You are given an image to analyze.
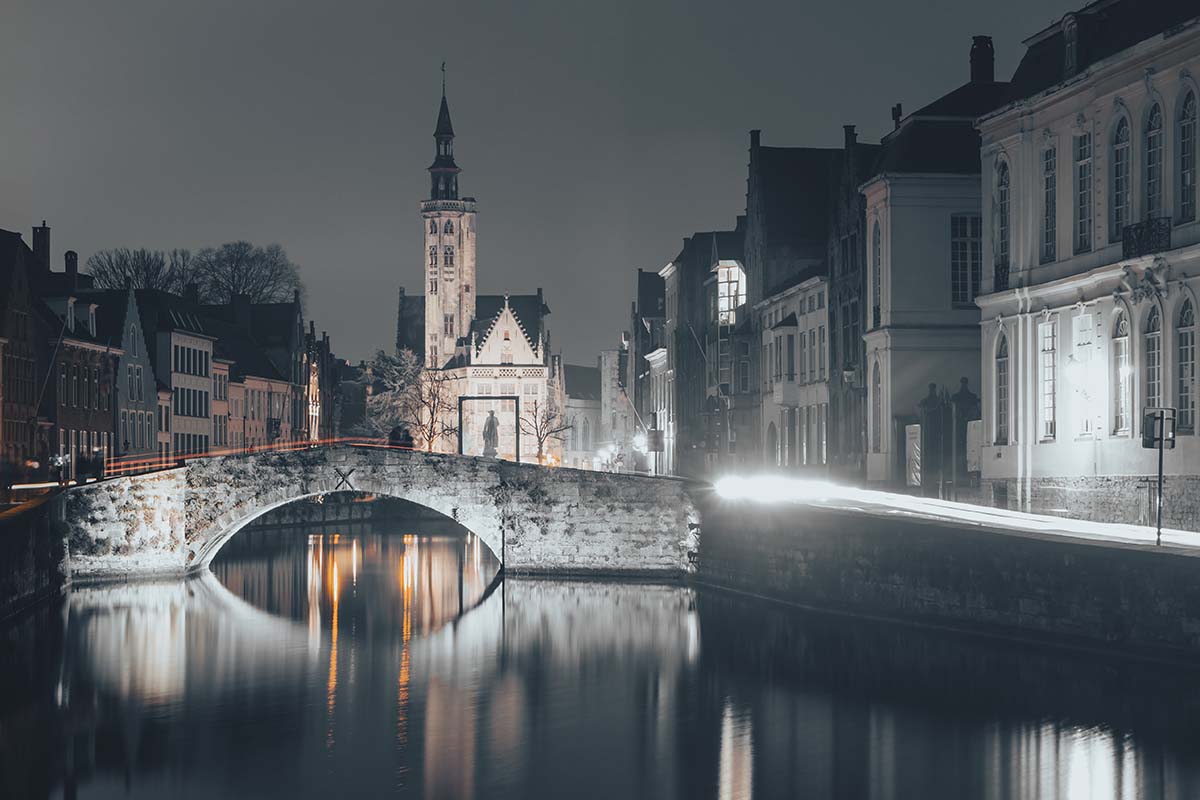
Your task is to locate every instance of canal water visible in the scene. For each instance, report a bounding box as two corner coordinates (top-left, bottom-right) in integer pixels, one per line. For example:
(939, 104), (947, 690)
(4, 498), (1200, 799)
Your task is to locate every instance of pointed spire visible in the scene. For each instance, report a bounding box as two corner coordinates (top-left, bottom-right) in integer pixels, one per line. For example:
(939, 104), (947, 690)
(435, 62), (454, 138)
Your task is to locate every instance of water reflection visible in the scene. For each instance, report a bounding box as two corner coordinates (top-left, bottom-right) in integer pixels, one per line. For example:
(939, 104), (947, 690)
(3, 501), (1200, 799)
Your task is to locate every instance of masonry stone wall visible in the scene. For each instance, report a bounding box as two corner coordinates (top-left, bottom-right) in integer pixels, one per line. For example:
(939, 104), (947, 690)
(58, 469), (188, 581)
(696, 495), (1200, 659)
(984, 476), (1200, 532)
(62, 446), (700, 579)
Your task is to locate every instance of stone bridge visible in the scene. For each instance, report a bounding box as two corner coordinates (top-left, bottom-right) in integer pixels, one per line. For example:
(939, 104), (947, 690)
(58, 444), (703, 581)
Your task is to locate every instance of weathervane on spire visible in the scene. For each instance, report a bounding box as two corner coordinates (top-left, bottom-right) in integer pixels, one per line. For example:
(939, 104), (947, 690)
(441, 61), (446, 96)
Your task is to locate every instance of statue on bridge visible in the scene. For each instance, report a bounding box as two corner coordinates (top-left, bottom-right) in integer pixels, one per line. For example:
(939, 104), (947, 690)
(482, 410), (499, 458)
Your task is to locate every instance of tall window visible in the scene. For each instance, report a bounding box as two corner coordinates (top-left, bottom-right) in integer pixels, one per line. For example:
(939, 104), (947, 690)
(1179, 300), (1196, 434)
(429, 246), (438, 267)
(1042, 147), (1057, 263)
(1075, 133), (1093, 253)
(1145, 306), (1162, 409)
(1111, 118), (1131, 241)
(1112, 312), (1131, 434)
(870, 361), (881, 453)
(1039, 320), (1057, 440)
(871, 221), (881, 322)
(995, 333), (1010, 445)
(995, 161), (1010, 287)
(444, 220), (454, 234)
(717, 265), (746, 324)
(1145, 104), (1164, 219)
(951, 214), (982, 304)
(443, 313), (454, 337)
(443, 246), (455, 268)
(1181, 91), (1197, 223)
(430, 220), (437, 234)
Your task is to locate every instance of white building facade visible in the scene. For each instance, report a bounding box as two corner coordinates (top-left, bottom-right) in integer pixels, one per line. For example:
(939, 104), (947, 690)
(976, 4), (1200, 526)
(758, 275), (831, 472)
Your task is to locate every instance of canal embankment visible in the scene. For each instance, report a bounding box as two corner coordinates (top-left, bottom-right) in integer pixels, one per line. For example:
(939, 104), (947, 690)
(694, 492), (1200, 662)
(0, 494), (66, 619)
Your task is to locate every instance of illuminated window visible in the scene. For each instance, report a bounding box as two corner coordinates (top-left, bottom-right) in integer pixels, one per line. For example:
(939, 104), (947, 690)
(995, 334), (1009, 445)
(995, 161), (1010, 285)
(1075, 133), (1093, 253)
(1111, 118), (1131, 241)
(1146, 104), (1164, 219)
(1041, 147), (1057, 263)
(1112, 312), (1131, 434)
(1181, 92), (1197, 222)
(1039, 320), (1056, 440)
(1145, 306), (1162, 409)
(716, 265), (746, 325)
(1179, 300), (1195, 433)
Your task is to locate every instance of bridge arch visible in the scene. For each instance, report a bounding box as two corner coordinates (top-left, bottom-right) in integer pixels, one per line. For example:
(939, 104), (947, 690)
(191, 480), (505, 570)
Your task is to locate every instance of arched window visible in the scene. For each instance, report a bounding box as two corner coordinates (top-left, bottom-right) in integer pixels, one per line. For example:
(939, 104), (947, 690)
(871, 221), (881, 325)
(1145, 306), (1162, 409)
(870, 361), (882, 453)
(1179, 300), (1196, 433)
(444, 220), (454, 235)
(995, 161), (1010, 289)
(1146, 104), (1165, 219)
(429, 246), (438, 267)
(429, 220), (437, 234)
(1112, 311), (1131, 433)
(995, 334), (1010, 445)
(1111, 118), (1131, 240)
(443, 246), (455, 268)
(1181, 91), (1197, 223)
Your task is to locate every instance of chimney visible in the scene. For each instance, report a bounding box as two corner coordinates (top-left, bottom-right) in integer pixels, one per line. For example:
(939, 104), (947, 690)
(970, 36), (995, 83)
(891, 103), (903, 130)
(32, 221), (50, 268)
(65, 250), (78, 288)
(183, 282), (199, 303)
(843, 124), (857, 149)
(231, 293), (252, 326)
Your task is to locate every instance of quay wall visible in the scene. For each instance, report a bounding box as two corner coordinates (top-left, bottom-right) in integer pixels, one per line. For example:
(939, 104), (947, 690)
(694, 496), (1200, 660)
(0, 496), (66, 619)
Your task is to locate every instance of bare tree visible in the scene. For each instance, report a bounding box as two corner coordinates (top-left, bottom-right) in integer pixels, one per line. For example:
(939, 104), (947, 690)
(86, 248), (193, 292)
(402, 368), (461, 452)
(519, 397), (573, 464)
(359, 349), (422, 437)
(193, 241), (304, 304)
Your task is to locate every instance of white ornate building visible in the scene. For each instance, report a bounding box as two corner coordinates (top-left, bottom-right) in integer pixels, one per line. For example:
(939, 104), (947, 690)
(976, 1), (1200, 526)
(397, 85), (563, 462)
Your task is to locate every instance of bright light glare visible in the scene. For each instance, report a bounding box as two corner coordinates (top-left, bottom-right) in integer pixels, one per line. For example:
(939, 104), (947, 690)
(632, 432), (648, 453)
(713, 473), (1200, 551)
(715, 475), (843, 502)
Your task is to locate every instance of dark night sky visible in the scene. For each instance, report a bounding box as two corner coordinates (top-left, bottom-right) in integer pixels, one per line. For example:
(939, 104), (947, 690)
(0, 0), (1077, 364)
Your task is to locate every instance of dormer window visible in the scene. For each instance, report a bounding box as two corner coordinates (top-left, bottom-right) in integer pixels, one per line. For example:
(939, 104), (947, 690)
(1063, 15), (1078, 77)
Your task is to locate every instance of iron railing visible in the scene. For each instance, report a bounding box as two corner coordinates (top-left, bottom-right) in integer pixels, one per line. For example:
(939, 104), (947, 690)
(1123, 217), (1172, 259)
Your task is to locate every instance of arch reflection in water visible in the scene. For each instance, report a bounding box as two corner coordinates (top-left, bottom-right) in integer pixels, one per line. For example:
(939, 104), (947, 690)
(7, 495), (1200, 799)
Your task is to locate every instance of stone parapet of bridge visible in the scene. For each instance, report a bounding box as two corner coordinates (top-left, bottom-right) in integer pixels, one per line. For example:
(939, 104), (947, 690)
(59, 445), (703, 582)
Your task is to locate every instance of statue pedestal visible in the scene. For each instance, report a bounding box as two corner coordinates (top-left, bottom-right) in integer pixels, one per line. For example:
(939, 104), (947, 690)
(482, 446), (497, 459)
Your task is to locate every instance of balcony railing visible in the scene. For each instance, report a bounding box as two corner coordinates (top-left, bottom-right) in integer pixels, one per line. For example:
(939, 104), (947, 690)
(1123, 217), (1172, 259)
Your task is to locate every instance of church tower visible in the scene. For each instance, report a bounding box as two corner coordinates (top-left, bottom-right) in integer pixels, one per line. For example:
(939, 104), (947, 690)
(422, 75), (477, 368)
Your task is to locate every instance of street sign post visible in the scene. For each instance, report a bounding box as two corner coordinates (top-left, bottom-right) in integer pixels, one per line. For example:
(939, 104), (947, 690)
(1141, 406), (1176, 545)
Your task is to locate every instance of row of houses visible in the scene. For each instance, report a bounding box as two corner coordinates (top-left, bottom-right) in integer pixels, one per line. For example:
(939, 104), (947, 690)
(0, 222), (340, 483)
(611, 0), (1200, 529)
